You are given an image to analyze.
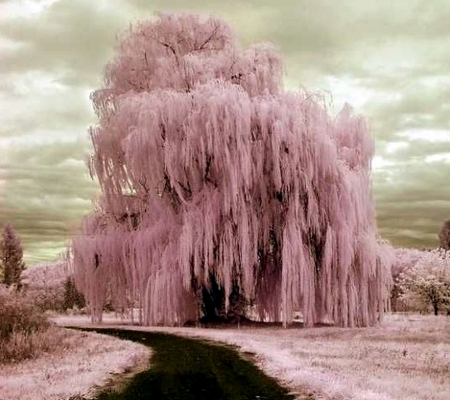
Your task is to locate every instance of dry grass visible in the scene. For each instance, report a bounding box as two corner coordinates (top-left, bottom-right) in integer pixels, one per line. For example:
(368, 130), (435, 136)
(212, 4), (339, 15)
(169, 314), (450, 400)
(0, 328), (151, 400)
(0, 326), (65, 365)
(0, 290), (150, 400)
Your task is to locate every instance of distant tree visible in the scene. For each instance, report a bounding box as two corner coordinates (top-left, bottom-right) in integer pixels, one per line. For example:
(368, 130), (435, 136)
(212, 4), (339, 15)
(0, 224), (25, 288)
(390, 248), (425, 312)
(439, 219), (450, 250)
(399, 249), (450, 315)
(71, 14), (392, 328)
(62, 276), (86, 311)
(21, 260), (69, 290)
(21, 260), (70, 312)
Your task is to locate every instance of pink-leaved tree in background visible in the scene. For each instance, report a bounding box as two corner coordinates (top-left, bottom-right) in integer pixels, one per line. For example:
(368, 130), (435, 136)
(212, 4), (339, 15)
(398, 249), (450, 315)
(390, 247), (426, 312)
(71, 14), (392, 327)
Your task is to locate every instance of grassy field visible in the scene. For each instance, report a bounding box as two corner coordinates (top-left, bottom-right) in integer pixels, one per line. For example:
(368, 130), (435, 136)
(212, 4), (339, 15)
(0, 328), (150, 400)
(57, 313), (450, 400)
(3, 312), (449, 400)
(152, 314), (450, 400)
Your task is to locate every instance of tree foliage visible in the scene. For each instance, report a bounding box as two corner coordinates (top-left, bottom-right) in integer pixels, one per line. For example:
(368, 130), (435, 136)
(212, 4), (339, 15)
(398, 249), (450, 315)
(390, 247), (426, 311)
(439, 219), (450, 250)
(71, 14), (392, 327)
(21, 260), (69, 289)
(63, 276), (86, 311)
(0, 224), (25, 288)
(20, 261), (69, 312)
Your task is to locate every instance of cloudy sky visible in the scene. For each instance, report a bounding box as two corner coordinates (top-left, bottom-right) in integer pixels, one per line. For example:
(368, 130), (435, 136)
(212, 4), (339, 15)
(1, 0), (449, 264)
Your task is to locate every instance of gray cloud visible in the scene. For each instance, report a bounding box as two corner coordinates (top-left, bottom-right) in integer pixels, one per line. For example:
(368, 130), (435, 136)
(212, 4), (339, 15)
(0, 1), (125, 84)
(1, 0), (449, 263)
(0, 140), (98, 264)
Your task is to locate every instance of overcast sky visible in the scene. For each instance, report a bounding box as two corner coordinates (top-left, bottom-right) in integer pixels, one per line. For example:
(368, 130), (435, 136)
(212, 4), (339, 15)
(1, 0), (449, 264)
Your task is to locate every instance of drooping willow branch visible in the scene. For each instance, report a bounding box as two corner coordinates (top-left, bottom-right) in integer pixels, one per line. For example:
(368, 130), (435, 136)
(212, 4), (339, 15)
(71, 14), (392, 328)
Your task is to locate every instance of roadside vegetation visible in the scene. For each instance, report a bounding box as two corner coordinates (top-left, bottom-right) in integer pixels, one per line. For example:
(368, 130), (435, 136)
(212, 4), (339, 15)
(0, 261), (90, 370)
(0, 286), (54, 364)
(0, 304), (149, 400)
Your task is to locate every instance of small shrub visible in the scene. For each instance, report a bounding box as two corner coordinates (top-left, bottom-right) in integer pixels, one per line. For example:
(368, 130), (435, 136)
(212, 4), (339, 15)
(0, 292), (49, 341)
(0, 291), (52, 364)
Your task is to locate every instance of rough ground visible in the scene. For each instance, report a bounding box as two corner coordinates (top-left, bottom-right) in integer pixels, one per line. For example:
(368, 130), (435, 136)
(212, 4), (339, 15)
(56, 313), (450, 400)
(0, 326), (151, 400)
(2, 313), (449, 400)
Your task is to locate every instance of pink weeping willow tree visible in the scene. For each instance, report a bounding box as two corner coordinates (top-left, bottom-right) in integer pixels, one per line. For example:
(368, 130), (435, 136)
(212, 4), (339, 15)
(71, 14), (392, 327)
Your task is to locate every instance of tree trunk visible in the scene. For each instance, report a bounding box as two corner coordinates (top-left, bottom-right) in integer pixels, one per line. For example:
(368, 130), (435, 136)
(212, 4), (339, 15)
(433, 302), (439, 316)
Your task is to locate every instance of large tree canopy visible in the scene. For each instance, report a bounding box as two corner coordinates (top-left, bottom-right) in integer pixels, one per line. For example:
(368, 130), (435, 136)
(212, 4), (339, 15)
(71, 14), (391, 327)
